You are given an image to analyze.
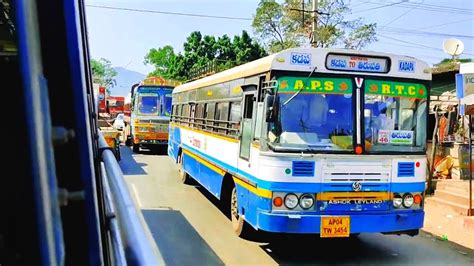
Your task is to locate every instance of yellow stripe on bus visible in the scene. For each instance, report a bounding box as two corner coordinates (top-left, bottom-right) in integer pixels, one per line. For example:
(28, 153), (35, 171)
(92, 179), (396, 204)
(233, 177), (272, 199)
(251, 143), (260, 149)
(181, 148), (272, 199)
(182, 149), (226, 176)
(317, 192), (391, 201)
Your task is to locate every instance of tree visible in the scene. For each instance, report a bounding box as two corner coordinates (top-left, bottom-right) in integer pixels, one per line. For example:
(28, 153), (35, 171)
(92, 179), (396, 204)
(253, 0), (377, 52)
(144, 45), (179, 79)
(91, 58), (117, 89)
(432, 58), (473, 72)
(144, 30), (267, 81)
(436, 58), (473, 66)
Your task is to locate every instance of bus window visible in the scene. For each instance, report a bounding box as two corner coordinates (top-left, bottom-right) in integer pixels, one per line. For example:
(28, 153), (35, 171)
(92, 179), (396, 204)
(229, 102), (241, 136)
(195, 104), (205, 129)
(206, 103), (215, 131)
(183, 105), (190, 126)
(138, 95), (159, 115)
(189, 104), (196, 128)
(215, 102), (229, 134)
(364, 87), (427, 153)
(164, 93), (173, 116)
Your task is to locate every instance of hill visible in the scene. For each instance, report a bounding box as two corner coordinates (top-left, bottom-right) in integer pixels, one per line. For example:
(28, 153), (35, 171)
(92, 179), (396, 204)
(109, 67), (146, 96)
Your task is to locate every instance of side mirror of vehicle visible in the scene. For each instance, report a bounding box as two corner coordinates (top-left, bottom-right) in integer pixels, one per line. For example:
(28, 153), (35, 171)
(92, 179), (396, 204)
(265, 94), (279, 123)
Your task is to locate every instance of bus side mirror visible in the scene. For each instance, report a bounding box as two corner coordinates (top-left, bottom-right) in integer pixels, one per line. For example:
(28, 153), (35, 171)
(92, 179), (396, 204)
(265, 94), (279, 123)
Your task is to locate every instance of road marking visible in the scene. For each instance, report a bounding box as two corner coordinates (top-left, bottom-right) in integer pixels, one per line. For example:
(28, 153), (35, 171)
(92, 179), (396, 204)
(131, 183), (142, 208)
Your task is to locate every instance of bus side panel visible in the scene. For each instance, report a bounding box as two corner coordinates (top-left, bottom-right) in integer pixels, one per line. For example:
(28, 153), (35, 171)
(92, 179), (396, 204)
(168, 125), (181, 161)
(183, 151), (201, 182)
(199, 163), (225, 199)
(244, 190), (272, 230)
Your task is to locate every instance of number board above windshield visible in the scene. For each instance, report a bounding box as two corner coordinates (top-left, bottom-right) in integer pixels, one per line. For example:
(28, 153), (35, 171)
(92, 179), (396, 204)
(326, 53), (390, 73)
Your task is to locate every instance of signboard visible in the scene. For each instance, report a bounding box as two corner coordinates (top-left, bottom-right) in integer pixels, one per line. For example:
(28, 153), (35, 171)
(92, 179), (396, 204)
(142, 76), (181, 87)
(398, 60), (416, 73)
(277, 77), (352, 94)
(326, 54), (389, 73)
(290, 52), (311, 65)
(456, 73), (474, 99)
(377, 130), (414, 145)
(377, 130), (391, 144)
(365, 80), (427, 99)
(457, 72), (474, 114)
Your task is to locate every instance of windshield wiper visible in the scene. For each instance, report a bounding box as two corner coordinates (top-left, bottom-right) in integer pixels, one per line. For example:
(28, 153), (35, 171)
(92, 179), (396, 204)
(282, 65), (318, 107)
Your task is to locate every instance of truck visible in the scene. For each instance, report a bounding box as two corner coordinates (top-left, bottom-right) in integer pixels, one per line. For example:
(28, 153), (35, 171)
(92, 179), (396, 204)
(94, 83), (122, 160)
(107, 95), (125, 118)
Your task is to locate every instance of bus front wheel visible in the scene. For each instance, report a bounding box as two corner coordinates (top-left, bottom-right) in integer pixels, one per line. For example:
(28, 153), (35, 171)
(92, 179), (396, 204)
(230, 186), (255, 239)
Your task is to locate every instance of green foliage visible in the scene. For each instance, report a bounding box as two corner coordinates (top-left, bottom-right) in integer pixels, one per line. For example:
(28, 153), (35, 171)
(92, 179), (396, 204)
(436, 58), (473, 66)
(144, 30), (267, 81)
(253, 0), (377, 52)
(91, 58), (117, 89)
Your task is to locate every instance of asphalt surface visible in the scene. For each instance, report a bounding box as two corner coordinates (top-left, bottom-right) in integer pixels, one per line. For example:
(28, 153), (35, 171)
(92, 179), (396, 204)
(119, 145), (474, 265)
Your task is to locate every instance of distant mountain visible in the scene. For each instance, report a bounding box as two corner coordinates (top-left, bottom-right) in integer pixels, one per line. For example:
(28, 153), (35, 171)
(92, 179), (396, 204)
(109, 67), (146, 96)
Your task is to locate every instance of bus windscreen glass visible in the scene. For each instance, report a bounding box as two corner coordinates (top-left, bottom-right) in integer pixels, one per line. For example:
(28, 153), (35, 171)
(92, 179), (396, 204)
(364, 80), (427, 152)
(269, 76), (354, 152)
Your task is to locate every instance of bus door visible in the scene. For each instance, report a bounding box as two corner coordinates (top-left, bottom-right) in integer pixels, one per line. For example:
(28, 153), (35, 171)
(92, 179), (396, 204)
(239, 86), (257, 160)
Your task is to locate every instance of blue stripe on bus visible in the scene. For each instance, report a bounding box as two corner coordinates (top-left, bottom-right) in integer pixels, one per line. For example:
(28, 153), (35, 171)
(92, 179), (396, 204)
(181, 144), (425, 193)
(391, 182), (425, 192)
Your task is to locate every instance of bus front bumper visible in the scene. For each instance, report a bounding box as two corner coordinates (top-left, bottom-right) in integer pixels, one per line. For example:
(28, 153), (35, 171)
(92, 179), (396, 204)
(256, 210), (424, 234)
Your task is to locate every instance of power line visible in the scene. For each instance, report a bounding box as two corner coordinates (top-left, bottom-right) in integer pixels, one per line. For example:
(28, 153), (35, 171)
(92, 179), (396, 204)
(383, 0), (424, 27)
(378, 34), (444, 51)
(378, 34), (474, 56)
(379, 27), (474, 40)
(85, 4), (253, 21)
(352, 1), (405, 14)
(378, 41), (446, 55)
(416, 17), (474, 30)
(356, 1), (474, 15)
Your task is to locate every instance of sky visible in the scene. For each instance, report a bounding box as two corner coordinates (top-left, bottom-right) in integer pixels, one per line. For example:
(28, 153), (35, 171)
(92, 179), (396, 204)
(85, 0), (474, 75)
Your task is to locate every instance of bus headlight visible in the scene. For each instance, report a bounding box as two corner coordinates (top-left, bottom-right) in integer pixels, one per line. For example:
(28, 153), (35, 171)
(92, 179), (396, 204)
(402, 193), (414, 208)
(393, 193), (403, 208)
(299, 194), (314, 209)
(284, 193), (298, 209)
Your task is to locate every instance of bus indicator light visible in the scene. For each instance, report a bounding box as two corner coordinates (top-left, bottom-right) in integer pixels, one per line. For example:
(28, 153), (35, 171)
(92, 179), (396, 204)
(415, 162), (421, 168)
(273, 197), (283, 207)
(414, 194), (422, 205)
(355, 146), (363, 154)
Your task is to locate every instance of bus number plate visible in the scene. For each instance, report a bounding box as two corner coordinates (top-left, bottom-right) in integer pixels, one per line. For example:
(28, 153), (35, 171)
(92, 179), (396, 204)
(320, 216), (350, 238)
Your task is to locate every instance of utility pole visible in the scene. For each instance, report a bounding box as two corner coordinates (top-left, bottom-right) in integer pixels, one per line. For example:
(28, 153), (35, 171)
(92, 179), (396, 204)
(311, 0), (318, 47)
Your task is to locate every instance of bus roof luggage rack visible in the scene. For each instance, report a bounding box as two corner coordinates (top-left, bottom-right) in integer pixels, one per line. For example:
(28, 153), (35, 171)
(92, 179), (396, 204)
(188, 59), (235, 82)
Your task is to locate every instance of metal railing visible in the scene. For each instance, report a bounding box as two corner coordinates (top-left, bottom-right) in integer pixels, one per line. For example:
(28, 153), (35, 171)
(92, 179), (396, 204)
(188, 60), (235, 81)
(171, 115), (240, 137)
(98, 133), (164, 265)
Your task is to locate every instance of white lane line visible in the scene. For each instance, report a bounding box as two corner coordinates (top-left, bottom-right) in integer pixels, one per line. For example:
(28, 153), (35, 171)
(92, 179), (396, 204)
(131, 183), (142, 208)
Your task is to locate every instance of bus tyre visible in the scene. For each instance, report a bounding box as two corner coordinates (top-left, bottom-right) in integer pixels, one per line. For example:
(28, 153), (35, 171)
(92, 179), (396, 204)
(230, 187), (254, 239)
(178, 154), (190, 184)
(132, 143), (140, 153)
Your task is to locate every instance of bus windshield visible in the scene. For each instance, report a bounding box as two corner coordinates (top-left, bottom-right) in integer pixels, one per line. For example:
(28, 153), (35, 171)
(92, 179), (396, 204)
(364, 80), (427, 153)
(164, 92), (173, 117)
(138, 94), (159, 115)
(269, 76), (354, 152)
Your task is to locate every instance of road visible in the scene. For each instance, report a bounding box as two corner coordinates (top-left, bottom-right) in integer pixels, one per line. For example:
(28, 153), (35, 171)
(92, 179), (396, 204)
(119, 146), (474, 265)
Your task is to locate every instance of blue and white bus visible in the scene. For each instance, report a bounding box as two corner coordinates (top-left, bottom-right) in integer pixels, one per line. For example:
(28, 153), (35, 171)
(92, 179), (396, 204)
(168, 48), (430, 238)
